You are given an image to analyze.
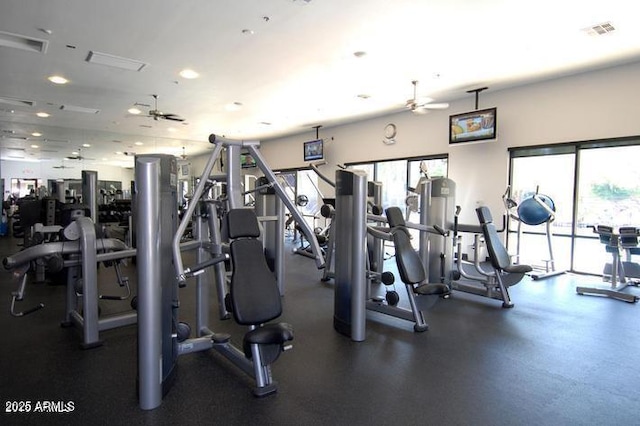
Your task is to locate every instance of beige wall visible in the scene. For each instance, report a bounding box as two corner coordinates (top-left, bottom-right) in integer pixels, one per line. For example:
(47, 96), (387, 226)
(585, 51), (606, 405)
(257, 61), (640, 224)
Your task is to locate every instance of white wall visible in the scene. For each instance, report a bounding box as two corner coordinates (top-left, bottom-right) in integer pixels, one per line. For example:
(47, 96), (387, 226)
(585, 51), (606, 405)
(259, 61), (640, 224)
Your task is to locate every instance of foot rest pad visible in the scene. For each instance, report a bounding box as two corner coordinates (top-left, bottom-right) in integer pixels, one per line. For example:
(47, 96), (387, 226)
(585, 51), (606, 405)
(212, 333), (231, 344)
(414, 283), (450, 296)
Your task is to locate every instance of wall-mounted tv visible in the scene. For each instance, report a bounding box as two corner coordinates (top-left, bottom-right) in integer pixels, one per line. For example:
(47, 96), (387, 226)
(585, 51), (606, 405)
(303, 139), (324, 162)
(449, 107), (497, 144)
(240, 152), (257, 168)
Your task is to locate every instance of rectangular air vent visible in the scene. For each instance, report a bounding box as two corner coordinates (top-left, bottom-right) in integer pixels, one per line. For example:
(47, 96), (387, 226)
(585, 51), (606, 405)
(86, 51), (147, 71)
(0, 31), (48, 53)
(583, 22), (616, 36)
(0, 95), (36, 107)
(60, 104), (100, 114)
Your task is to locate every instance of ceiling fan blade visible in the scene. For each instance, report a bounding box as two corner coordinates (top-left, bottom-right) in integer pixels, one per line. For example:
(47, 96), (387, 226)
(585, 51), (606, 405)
(411, 107), (430, 115)
(423, 102), (450, 110)
(162, 114), (185, 122)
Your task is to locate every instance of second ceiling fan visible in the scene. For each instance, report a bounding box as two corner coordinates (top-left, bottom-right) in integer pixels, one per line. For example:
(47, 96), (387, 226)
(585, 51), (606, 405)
(140, 94), (185, 122)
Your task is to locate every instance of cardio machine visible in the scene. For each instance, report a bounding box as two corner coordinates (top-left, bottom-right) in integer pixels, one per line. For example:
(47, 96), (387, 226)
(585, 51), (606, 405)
(576, 225), (640, 303)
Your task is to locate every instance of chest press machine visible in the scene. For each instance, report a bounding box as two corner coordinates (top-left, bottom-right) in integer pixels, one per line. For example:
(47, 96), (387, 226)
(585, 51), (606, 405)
(138, 135), (321, 410)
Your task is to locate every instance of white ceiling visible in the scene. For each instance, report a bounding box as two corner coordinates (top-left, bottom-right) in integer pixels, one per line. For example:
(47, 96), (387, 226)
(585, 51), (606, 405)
(1, 0), (639, 168)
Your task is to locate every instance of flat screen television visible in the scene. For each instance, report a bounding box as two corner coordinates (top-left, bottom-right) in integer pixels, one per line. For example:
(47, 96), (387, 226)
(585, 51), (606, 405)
(303, 139), (324, 162)
(240, 152), (257, 168)
(449, 107), (497, 144)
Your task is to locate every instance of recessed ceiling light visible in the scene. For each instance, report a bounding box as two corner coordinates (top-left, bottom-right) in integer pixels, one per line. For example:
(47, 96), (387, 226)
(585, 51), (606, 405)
(71, 151), (79, 155)
(48, 75), (68, 84)
(36, 112), (50, 118)
(116, 151), (123, 155)
(167, 127), (177, 133)
(179, 69), (199, 79)
(31, 144), (39, 148)
(134, 141), (143, 146)
(82, 143), (91, 147)
(31, 132), (42, 137)
(128, 107), (142, 115)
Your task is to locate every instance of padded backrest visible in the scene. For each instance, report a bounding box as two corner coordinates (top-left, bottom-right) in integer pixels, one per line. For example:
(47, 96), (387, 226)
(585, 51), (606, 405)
(227, 209), (281, 325)
(476, 206), (511, 271)
(385, 206), (406, 228)
(385, 207), (424, 285)
(391, 228), (426, 285)
(226, 208), (261, 239)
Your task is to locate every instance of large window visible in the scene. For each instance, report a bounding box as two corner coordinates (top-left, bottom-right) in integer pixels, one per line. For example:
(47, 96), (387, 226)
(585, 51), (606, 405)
(509, 138), (640, 275)
(347, 155), (448, 220)
(509, 151), (575, 272)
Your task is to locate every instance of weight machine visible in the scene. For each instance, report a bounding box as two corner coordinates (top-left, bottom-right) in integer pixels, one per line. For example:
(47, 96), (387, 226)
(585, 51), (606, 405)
(138, 135), (322, 410)
(410, 177), (531, 308)
(3, 214), (136, 348)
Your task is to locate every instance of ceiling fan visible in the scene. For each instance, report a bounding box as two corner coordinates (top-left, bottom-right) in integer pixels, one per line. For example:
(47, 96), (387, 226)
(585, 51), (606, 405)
(53, 159), (73, 169)
(53, 162), (74, 169)
(66, 148), (95, 161)
(405, 80), (449, 115)
(145, 94), (185, 122)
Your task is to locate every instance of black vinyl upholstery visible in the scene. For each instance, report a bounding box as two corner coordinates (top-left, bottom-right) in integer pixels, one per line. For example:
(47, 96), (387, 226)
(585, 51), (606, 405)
(391, 227), (426, 285)
(229, 238), (282, 325)
(476, 206), (532, 274)
(385, 207), (449, 295)
(226, 208), (293, 358)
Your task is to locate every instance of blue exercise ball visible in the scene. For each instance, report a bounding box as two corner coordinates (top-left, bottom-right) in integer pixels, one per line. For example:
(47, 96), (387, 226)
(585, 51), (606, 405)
(517, 194), (555, 226)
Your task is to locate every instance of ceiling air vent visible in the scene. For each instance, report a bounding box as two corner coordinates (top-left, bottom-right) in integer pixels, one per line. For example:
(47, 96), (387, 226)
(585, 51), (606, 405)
(86, 51), (147, 71)
(583, 21), (616, 36)
(0, 95), (36, 107)
(60, 104), (100, 114)
(0, 31), (48, 53)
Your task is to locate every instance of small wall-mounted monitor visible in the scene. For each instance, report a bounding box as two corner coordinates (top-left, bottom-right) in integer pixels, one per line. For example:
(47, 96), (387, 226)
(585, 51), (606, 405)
(240, 152), (257, 168)
(449, 107), (497, 145)
(303, 139), (324, 162)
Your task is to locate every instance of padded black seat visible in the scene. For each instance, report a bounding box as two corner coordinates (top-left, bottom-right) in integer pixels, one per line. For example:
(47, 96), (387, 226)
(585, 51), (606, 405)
(243, 323), (293, 358)
(385, 207), (450, 296)
(226, 209), (293, 359)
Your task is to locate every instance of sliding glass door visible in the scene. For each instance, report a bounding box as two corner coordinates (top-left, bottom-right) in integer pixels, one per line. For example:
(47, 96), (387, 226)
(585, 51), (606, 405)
(509, 152), (575, 272)
(573, 144), (640, 274)
(509, 138), (640, 275)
